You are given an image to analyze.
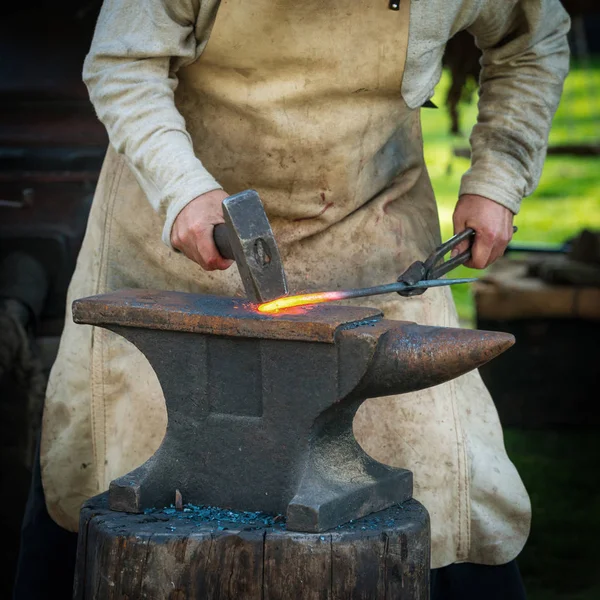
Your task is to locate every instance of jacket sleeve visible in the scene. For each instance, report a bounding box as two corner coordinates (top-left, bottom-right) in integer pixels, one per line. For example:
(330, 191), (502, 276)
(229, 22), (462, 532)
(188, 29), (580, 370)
(83, 0), (221, 248)
(459, 0), (570, 213)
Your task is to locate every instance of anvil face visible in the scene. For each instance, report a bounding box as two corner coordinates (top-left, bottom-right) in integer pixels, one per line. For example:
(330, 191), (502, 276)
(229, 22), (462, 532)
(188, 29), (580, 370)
(73, 289), (514, 532)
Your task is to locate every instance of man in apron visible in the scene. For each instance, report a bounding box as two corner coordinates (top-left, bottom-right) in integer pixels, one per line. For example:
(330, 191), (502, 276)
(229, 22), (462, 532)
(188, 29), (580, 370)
(15, 1), (570, 598)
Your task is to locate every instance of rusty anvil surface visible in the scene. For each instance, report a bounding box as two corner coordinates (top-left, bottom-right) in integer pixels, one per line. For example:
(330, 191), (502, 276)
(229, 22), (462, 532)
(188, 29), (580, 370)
(73, 289), (514, 532)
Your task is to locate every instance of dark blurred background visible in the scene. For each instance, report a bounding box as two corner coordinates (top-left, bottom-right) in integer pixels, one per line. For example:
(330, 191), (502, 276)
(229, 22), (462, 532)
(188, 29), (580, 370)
(1, 2), (599, 598)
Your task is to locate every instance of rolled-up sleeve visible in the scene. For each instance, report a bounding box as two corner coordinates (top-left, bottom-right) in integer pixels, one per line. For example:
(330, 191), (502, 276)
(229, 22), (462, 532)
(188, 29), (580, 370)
(459, 0), (570, 213)
(83, 0), (222, 247)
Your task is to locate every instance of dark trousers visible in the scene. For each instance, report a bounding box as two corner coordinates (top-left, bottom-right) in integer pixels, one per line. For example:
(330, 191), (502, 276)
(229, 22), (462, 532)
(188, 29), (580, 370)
(12, 441), (78, 600)
(431, 560), (527, 599)
(14, 446), (527, 599)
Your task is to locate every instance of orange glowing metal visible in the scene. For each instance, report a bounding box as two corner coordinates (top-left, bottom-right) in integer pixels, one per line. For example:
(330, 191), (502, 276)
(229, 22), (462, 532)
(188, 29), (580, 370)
(258, 291), (346, 313)
(257, 277), (479, 314)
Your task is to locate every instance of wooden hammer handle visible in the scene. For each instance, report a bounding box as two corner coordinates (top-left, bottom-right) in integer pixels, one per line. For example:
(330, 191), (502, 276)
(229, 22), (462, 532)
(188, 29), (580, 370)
(213, 223), (235, 261)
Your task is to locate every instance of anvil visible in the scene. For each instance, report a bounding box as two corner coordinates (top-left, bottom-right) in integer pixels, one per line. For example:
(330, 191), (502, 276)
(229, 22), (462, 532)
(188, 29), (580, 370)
(73, 289), (514, 532)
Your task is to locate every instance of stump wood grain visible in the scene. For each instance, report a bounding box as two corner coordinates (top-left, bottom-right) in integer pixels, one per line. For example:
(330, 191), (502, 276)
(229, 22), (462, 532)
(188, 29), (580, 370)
(74, 493), (430, 600)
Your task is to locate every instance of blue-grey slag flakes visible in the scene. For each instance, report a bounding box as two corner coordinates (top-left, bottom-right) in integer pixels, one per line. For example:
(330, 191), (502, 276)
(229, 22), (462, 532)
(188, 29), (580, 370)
(339, 317), (381, 331)
(335, 503), (407, 531)
(143, 503), (287, 531)
(142, 502), (412, 533)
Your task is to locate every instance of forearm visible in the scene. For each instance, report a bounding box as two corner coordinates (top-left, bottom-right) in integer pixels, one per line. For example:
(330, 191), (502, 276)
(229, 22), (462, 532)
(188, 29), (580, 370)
(83, 0), (222, 247)
(460, 0), (570, 213)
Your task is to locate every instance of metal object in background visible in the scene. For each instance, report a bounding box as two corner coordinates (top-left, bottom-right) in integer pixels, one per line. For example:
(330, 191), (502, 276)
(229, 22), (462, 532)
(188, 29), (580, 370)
(0, 252), (49, 469)
(213, 190), (288, 303)
(509, 229), (600, 286)
(0, 184), (94, 323)
(0, 252), (48, 329)
(0, 187), (34, 209)
(506, 242), (570, 254)
(73, 289), (514, 533)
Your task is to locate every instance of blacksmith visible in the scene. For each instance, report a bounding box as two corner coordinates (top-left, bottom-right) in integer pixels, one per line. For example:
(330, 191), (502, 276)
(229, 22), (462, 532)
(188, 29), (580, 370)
(15, 1), (570, 598)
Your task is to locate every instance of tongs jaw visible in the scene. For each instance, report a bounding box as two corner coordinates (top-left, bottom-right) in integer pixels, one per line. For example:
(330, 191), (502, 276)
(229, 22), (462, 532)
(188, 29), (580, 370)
(397, 229), (476, 297)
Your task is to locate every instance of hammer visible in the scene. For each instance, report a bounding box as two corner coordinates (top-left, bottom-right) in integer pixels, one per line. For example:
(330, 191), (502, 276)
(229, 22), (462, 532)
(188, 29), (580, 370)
(212, 190), (288, 304)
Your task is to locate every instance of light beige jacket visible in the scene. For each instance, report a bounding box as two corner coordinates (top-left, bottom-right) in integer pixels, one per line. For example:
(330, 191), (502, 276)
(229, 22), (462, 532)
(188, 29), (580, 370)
(83, 0), (570, 247)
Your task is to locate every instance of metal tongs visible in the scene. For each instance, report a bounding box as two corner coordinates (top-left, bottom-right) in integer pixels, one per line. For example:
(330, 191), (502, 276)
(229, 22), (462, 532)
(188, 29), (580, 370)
(395, 225), (518, 296)
(257, 227), (516, 312)
(397, 227), (480, 296)
(335, 227), (487, 301)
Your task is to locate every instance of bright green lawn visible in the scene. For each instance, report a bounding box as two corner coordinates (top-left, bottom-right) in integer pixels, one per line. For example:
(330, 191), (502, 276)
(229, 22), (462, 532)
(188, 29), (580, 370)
(422, 62), (600, 600)
(422, 61), (600, 322)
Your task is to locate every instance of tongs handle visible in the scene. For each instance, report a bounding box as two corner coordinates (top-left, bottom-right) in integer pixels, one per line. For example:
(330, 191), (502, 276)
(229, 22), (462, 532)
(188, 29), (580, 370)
(424, 226), (518, 280)
(424, 228), (475, 279)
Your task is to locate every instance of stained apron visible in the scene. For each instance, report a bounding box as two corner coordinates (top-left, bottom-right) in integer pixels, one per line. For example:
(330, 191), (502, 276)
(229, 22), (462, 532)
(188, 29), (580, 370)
(41, 0), (530, 567)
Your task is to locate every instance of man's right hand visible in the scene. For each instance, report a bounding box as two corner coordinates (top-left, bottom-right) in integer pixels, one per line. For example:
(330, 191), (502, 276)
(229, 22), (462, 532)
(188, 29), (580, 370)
(170, 189), (234, 271)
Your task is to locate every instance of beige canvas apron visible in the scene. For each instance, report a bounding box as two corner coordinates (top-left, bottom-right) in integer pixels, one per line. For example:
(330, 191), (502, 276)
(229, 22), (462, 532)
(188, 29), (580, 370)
(41, 0), (530, 567)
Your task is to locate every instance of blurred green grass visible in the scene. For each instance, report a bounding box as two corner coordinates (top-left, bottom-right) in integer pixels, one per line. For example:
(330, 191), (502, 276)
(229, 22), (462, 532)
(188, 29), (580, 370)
(423, 61), (600, 323)
(422, 62), (600, 600)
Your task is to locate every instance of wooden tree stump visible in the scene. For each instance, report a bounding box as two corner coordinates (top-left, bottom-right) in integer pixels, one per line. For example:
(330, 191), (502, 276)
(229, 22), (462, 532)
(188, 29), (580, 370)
(74, 492), (430, 599)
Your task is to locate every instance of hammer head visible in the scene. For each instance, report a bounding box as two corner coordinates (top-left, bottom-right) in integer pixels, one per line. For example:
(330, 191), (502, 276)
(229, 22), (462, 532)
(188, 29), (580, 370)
(223, 190), (288, 303)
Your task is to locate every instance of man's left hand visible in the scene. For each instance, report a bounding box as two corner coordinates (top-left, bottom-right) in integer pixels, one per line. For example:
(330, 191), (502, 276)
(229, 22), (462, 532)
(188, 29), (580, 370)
(452, 194), (515, 269)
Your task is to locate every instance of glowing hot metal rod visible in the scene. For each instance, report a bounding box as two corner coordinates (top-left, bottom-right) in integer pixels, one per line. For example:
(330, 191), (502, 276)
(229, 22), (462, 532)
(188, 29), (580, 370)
(257, 278), (477, 313)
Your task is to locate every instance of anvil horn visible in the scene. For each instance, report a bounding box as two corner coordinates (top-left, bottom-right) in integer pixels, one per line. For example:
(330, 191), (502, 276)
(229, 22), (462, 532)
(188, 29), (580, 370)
(354, 323), (514, 399)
